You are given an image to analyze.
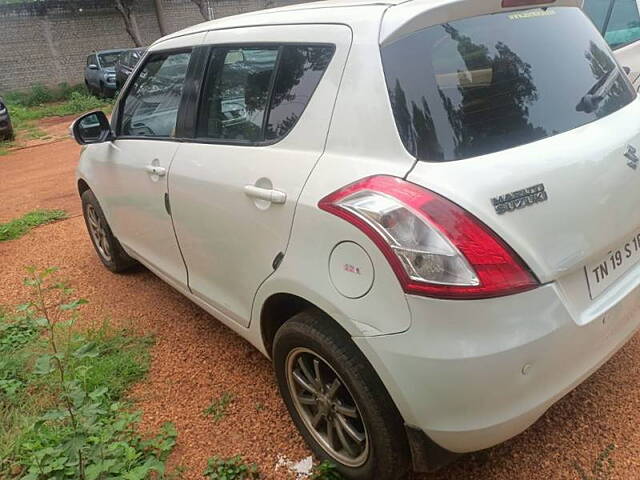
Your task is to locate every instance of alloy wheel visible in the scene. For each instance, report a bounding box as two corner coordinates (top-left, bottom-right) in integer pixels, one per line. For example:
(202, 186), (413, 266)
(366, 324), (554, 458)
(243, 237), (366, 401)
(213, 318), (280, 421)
(86, 204), (112, 262)
(286, 347), (369, 467)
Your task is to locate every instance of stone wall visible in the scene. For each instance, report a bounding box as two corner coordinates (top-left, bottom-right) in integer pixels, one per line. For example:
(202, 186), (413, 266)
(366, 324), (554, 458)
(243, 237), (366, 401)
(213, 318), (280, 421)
(0, 0), (311, 92)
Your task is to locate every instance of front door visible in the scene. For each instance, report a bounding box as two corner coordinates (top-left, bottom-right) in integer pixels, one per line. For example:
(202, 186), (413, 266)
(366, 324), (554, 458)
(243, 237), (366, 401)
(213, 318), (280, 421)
(92, 49), (194, 288)
(169, 25), (352, 326)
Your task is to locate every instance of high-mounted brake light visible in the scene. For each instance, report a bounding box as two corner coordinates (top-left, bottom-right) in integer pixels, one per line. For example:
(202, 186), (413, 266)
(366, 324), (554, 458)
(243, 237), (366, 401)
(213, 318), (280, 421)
(319, 176), (539, 300)
(502, 0), (555, 7)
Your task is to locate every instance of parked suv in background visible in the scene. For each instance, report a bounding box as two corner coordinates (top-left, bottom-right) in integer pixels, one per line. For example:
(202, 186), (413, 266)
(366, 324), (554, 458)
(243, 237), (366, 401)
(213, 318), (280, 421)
(0, 97), (13, 141)
(84, 49), (124, 97)
(115, 48), (146, 90)
(72, 1), (640, 478)
(583, 0), (640, 86)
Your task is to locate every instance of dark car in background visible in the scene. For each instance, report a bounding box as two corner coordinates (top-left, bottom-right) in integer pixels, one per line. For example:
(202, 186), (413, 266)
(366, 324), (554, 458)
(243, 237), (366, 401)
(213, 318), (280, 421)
(116, 48), (146, 90)
(0, 97), (13, 141)
(84, 49), (124, 98)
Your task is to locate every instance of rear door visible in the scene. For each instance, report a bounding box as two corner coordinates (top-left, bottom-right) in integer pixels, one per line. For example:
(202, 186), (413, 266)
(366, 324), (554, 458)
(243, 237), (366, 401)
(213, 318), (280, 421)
(381, 6), (640, 311)
(168, 24), (352, 327)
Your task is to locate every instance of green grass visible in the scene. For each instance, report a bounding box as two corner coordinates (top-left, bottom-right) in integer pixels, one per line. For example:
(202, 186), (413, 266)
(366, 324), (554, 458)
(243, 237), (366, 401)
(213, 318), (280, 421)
(0, 141), (15, 156)
(3, 83), (88, 108)
(0, 209), (67, 242)
(0, 84), (114, 151)
(7, 92), (113, 136)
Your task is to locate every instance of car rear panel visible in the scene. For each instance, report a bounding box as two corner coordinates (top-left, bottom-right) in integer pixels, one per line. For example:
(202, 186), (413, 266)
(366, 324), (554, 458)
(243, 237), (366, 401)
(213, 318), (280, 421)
(406, 97), (640, 320)
(378, 4), (640, 320)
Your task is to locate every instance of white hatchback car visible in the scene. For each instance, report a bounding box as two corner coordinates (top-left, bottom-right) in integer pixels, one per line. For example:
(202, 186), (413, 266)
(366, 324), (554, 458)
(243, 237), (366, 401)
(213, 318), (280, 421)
(72, 1), (640, 478)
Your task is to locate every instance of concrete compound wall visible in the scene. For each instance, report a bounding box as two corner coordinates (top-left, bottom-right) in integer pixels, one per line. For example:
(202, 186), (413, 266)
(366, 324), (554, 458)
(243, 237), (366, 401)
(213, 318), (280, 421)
(0, 0), (311, 92)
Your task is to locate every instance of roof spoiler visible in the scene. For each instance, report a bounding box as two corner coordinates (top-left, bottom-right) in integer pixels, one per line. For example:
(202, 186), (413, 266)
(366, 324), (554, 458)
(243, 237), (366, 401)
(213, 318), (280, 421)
(380, 0), (584, 46)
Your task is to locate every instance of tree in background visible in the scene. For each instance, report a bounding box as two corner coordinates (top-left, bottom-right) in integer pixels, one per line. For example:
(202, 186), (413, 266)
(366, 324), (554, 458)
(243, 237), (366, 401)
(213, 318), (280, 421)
(113, 0), (143, 46)
(191, 0), (210, 20)
(153, 0), (168, 36)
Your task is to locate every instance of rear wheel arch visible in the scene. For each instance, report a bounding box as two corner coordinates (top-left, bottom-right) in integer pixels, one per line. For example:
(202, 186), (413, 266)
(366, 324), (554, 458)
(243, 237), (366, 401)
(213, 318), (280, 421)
(261, 293), (320, 358)
(260, 293), (359, 359)
(78, 178), (91, 197)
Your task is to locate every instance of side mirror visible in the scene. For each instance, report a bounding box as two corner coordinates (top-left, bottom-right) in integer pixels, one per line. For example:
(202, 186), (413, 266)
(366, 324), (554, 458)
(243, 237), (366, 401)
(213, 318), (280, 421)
(72, 111), (113, 145)
(88, 64), (98, 70)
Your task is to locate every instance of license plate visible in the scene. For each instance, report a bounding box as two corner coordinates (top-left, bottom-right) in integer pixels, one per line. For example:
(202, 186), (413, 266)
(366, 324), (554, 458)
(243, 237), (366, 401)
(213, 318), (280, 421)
(585, 231), (640, 299)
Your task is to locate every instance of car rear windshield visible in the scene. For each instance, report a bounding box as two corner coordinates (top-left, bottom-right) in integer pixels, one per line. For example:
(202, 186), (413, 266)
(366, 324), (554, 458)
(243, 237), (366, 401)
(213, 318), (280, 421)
(381, 7), (636, 162)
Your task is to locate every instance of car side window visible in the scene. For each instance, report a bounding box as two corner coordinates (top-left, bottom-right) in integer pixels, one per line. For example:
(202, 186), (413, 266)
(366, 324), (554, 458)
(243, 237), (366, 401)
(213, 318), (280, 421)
(198, 44), (335, 144)
(199, 47), (279, 143)
(584, 0), (613, 32)
(119, 51), (192, 138)
(605, 0), (640, 49)
(87, 55), (96, 67)
(266, 45), (334, 141)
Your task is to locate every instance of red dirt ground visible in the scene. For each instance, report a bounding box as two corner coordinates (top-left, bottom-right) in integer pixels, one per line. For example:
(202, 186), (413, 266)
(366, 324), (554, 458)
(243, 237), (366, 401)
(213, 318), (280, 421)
(2, 135), (640, 479)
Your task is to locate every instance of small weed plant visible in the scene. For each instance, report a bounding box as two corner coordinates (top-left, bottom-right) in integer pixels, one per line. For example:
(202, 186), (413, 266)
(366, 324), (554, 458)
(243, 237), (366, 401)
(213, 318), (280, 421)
(0, 209), (67, 241)
(0, 267), (178, 479)
(203, 392), (234, 422)
(204, 455), (260, 480)
(310, 461), (343, 480)
(574, 443), (616, 480)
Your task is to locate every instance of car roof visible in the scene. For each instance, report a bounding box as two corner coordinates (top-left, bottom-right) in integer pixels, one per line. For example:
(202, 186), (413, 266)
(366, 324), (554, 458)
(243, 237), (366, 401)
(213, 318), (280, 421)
(154, 0), (404, 45)
(153, 0), (584, 48)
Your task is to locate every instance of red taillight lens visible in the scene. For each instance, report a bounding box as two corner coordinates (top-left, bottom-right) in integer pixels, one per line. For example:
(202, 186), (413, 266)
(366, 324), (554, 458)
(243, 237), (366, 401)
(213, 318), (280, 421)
(319, 176), (539, 300)
(502, 0), (555, 7)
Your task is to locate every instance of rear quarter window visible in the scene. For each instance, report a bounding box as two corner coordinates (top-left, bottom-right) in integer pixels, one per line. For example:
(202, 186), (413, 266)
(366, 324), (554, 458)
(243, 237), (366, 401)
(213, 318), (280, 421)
(382, 7), (636, 162)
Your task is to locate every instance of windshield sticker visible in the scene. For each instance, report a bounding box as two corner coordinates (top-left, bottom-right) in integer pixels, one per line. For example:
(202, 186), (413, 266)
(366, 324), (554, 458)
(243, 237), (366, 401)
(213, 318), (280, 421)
(508, 9), (556, 21)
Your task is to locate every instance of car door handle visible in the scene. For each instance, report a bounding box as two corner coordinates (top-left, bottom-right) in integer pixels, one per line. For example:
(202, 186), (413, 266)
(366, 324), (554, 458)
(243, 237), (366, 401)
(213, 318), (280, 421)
(145, 165), (166, 177)
(244, 185), (287, 204)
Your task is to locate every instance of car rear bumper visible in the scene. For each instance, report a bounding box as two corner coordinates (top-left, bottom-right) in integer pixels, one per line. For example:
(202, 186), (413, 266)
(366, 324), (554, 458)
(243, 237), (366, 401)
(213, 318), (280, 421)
(354, 281), (640, 453)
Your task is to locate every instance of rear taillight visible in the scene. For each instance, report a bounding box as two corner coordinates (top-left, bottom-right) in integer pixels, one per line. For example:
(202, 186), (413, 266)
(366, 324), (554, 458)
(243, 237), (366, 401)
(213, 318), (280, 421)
(319, 176), (538, 300)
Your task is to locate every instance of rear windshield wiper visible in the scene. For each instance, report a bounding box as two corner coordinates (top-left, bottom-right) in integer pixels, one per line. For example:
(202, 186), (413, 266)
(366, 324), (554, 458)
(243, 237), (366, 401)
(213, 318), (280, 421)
(576, 68), (620, 114)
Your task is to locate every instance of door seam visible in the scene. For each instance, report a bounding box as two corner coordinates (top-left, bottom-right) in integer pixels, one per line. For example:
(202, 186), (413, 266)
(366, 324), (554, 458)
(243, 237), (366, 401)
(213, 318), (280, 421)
(166, 145), (192, 294)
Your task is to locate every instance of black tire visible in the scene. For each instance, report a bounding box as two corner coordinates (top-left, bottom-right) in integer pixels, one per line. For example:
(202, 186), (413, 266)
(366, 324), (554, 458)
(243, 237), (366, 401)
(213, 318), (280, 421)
(84, 80), (94, 96)
(81, 189), (137, 273)
(273, 310), (411, 480)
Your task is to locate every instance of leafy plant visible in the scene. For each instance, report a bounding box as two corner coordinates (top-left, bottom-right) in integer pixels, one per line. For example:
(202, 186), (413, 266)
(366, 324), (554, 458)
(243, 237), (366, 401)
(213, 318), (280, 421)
(310, 461), (343, 480)
(0, 267), (178, 480)
(574, 443), (616, 480)
(203, 392), (234, 421)
(203, 455), (260, 480)
(0, 209), (67, 241)
(0, 308), (39, 352)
